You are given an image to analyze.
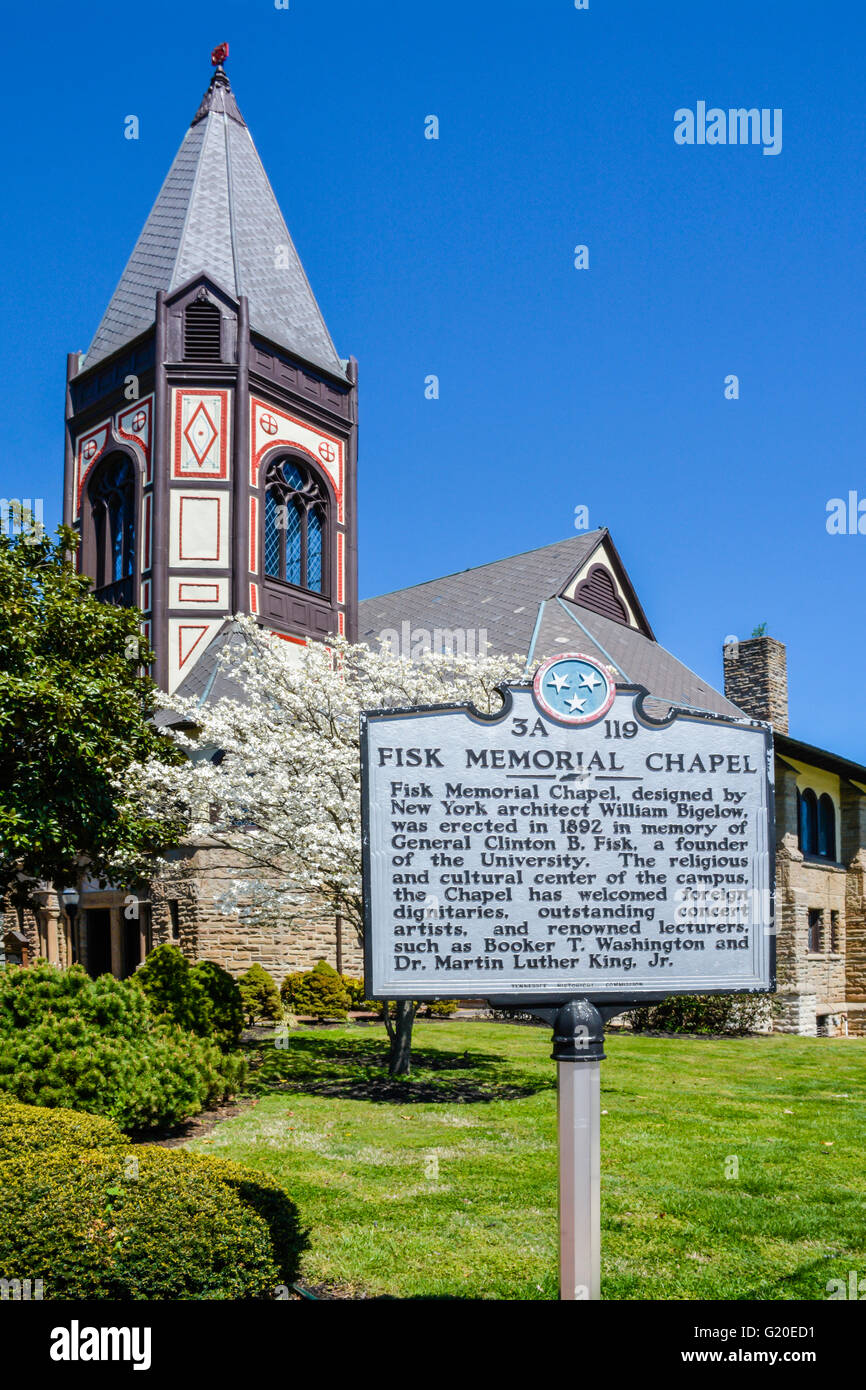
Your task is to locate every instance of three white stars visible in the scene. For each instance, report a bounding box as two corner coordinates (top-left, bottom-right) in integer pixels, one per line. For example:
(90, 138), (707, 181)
(549, 665), (602, 705)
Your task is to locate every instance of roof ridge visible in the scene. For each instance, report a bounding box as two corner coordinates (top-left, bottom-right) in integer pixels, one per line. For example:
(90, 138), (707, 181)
(361, 531), (606, 603)
(168, 118), (211, 298)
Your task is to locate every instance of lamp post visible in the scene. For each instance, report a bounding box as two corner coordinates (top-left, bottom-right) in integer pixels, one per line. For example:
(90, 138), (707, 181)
(61, 889), (80, 966)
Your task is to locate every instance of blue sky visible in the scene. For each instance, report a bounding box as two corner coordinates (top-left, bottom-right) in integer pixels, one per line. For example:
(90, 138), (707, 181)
(2, 1), (864, 758)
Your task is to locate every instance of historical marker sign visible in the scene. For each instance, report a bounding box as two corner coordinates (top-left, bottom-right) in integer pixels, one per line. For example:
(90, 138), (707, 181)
(361, 654), (775, 1002)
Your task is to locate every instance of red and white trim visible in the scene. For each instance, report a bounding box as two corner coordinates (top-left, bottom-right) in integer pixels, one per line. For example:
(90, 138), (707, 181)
(250, 397), (344, 522)
(172, 390), (230, 479)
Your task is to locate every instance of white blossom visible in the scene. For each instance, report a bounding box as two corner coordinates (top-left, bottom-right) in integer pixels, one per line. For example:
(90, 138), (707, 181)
(123, 618), (525, 943)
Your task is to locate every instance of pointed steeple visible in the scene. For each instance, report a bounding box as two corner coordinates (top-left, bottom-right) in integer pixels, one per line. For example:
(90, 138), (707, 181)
(86, 52), (344, 378)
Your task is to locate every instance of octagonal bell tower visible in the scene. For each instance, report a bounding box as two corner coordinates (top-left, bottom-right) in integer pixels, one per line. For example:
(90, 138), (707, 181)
(64, 48), (358, 694)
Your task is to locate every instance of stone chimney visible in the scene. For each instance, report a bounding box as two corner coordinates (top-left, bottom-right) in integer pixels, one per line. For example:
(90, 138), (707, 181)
(723, 634), (789, 733)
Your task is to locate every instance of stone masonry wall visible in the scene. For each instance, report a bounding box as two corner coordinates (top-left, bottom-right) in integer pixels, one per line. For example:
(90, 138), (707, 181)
(842, 785), (866, 1036)
(773, 761), (846, 1035)
(151, 841), (363, 986)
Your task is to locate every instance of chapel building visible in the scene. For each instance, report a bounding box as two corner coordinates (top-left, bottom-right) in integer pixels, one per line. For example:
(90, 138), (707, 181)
(5, 57), (865, 1036)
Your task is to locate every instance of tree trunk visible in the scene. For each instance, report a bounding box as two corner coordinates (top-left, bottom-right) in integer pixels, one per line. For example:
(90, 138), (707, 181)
(387, 999), (417, 1076)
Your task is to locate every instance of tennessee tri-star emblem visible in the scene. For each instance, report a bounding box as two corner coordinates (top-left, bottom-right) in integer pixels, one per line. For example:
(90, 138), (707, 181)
(532, 652), (616, 726)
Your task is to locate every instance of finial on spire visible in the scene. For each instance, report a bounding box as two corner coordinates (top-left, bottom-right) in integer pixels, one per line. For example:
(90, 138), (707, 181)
(191, 42), (244, 127)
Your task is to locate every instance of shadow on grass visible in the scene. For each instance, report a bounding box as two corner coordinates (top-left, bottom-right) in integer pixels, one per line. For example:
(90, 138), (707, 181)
(245, 1031), (552, 1105)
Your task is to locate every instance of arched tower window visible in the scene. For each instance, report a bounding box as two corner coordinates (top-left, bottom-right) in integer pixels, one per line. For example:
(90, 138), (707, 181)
(86, 453), (136, 604)
(818, 794), (836, 860)
(262, 457), (328, 595)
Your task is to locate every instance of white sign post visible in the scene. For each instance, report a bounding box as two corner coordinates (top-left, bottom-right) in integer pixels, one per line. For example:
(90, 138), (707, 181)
(361, 655), (775, 1299)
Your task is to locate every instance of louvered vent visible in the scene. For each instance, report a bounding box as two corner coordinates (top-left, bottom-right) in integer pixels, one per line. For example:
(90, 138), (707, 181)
(573, 565), (629, 625)
(184, 300), (222, 361)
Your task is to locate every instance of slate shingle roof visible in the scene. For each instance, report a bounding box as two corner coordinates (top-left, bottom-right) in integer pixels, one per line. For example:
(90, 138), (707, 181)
(85, 69), (345, 378)
(359, 533), (606, 659)
(173, 620), (255, 706)
(359, 533), (742, 721)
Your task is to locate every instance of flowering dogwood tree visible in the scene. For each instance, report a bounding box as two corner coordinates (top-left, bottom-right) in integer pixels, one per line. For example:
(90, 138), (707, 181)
(126, 618), (524, 1075)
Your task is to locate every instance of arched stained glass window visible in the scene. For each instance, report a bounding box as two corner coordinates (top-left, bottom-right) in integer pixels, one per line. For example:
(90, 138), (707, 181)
(286, 500), (303, 586)
(307, 509), (323, 592)
(264, 490), (280, 577)
(262, 456), (328, 594)
(798, 787), (837, 860)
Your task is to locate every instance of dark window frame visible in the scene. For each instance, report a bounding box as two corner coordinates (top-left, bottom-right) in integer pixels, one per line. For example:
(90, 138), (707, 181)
(83, 451), (138, 605)
(807, 907), (823, 954)
(262, 455), (330, 598)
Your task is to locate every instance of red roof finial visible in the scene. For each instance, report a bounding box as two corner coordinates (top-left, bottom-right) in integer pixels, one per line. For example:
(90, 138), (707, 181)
(211, 42), (229, 68)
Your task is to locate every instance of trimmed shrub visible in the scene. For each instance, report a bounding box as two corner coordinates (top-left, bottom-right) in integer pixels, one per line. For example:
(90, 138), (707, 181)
(0, 1013), (241, 1132)
(190, 960), (244, 1051)
(342, 975), (366, 1009)
(0, 962), (244, 1132)
(136, 946), (243, 1052)
(626, 992), (775, 1036)
(0, 958), (150, 1035)
(0, 1114), (306, 1299)
(281, 960), (351, 1020)
(426, 999), (460, 1018)
(0, 1095), (126, 1159)
(134, 942), (207, 1034)
(238, 965), (283, 1026)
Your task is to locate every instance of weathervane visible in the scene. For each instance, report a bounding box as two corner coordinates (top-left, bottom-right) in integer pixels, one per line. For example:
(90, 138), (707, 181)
(211, 42), (229, 69)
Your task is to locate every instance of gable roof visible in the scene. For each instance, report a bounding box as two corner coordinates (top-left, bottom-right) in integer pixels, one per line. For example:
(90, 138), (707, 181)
(359, 531), (741, 720)
(359, 532), (606, 657)
(84, 66), (345, 378)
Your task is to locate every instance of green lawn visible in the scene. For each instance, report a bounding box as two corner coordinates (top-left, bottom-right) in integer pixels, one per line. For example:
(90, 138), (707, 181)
(185, 1020), (866, 1300)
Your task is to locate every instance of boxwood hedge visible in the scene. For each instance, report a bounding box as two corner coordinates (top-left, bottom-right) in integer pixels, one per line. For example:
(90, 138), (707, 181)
(0, 1099), (306, 1299)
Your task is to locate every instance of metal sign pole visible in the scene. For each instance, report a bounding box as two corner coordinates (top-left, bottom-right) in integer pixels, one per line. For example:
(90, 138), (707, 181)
(551, 1000), (605, 1301)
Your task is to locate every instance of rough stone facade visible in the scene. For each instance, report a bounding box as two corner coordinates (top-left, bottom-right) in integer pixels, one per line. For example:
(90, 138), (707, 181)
(2, 843), (362, 990)
(773, 761), (850, 1036)
(723, 635), (789, 733)
(149, 841), (363, 986)
(723, 637), (866, 1039)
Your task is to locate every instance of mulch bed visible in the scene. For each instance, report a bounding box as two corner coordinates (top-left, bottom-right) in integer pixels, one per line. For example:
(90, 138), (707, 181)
(132, 1097), (257, 1148)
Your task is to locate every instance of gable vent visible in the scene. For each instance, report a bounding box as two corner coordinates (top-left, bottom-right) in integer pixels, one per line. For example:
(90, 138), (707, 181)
(573, 565), (629, 625)
(184, 300), (222, 362)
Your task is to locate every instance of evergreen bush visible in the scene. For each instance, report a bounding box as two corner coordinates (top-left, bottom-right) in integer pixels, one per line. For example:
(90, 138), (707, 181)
(238, 964), (283, 1026)
(342, 975), (366, 1008)
(190, 959), (244, 1051)
(134, 942), (207, 1034)
(0, 1095), (125, 1159)
(280, 959), (351, 1020)
(0, 962), (244, 1132)
(426, 999), (460, 1017)
(0, 1103), (306, 1299)
(626, 992), (775, 1036)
